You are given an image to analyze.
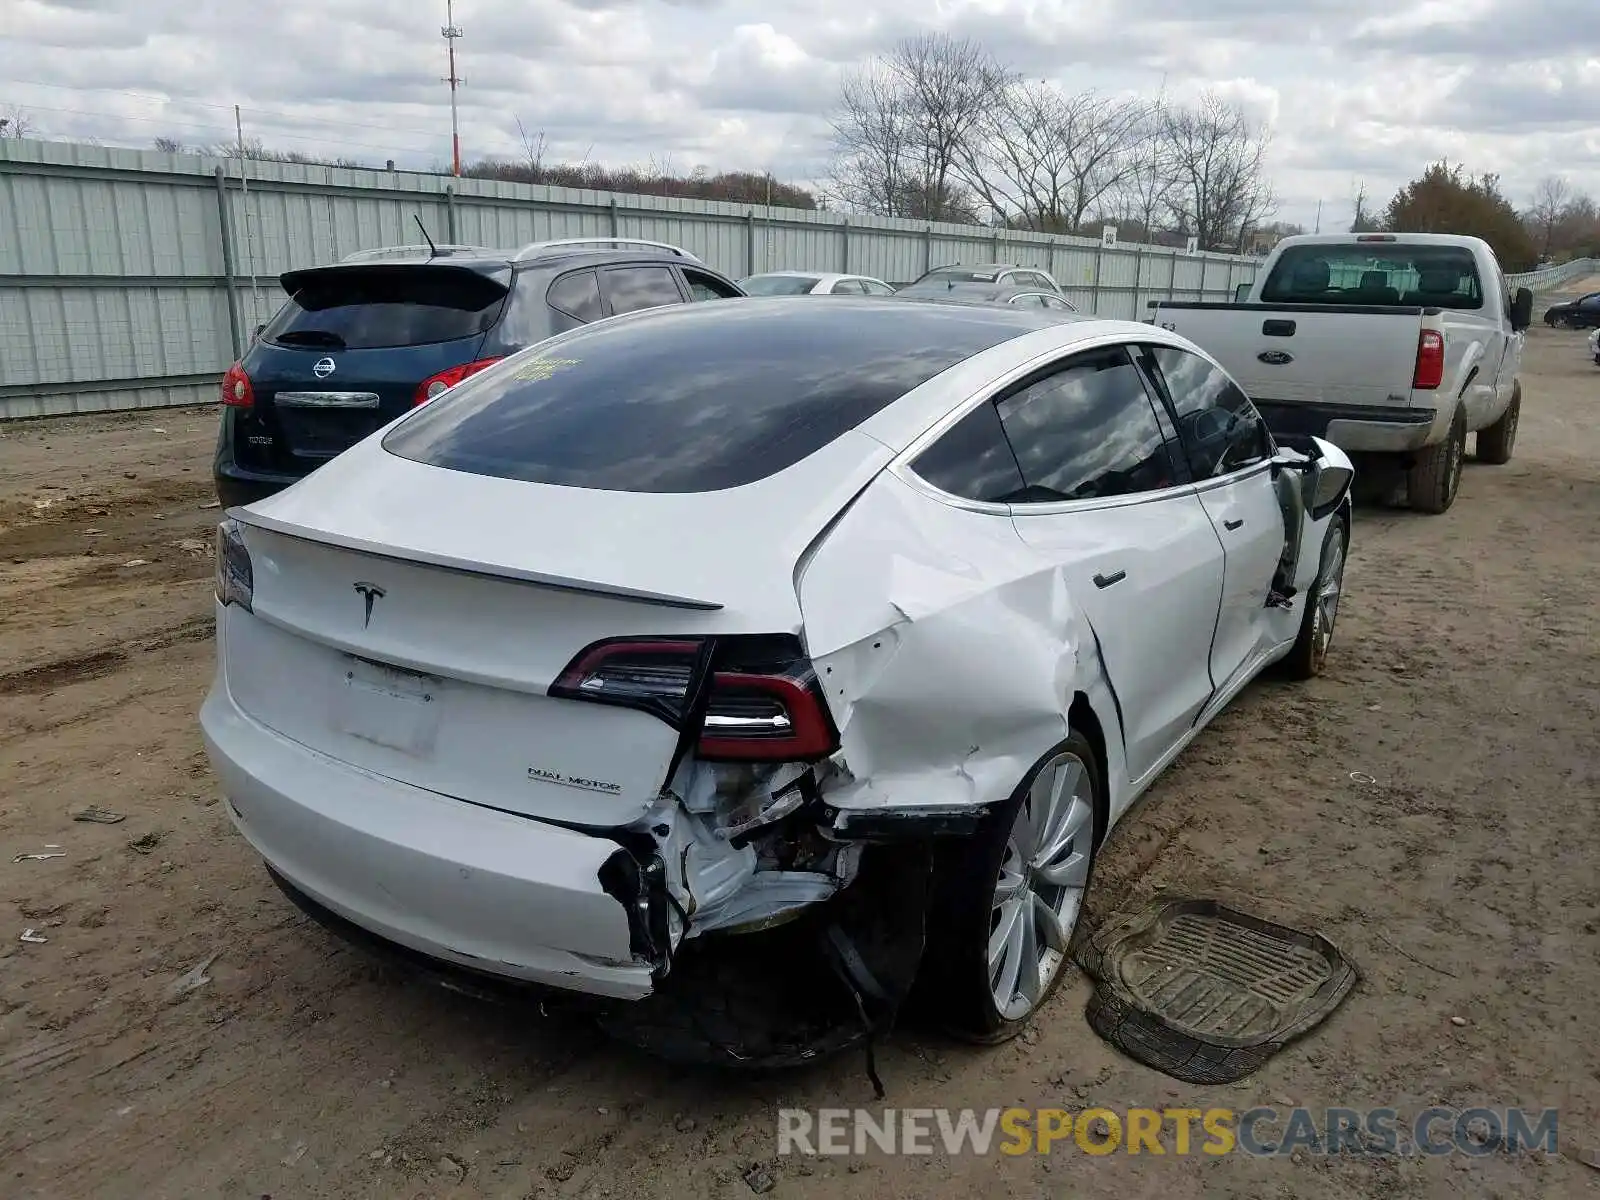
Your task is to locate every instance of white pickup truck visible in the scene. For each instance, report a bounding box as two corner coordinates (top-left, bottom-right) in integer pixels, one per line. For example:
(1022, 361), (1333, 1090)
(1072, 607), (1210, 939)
(1152, 233), (1534, 513)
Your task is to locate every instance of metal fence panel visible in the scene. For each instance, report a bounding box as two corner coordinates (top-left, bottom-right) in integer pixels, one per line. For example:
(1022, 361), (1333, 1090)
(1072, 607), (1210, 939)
(0, 138), (1261, 420)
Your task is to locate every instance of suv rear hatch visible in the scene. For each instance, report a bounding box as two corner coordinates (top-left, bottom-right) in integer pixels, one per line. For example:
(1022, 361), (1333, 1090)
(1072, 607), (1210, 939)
(237, 263), (510, 471)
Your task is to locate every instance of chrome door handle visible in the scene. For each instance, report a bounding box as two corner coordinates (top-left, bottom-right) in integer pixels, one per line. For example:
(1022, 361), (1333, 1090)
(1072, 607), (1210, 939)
(1224, 518), (1245, 531)
(1093, 570), (1126, 589)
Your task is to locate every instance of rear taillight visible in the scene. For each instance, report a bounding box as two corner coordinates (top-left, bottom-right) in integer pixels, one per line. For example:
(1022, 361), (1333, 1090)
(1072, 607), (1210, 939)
(220, 361), (254, 408)
(551, 636), (839, 763)
(1413, 329), (1445, 390)
(214, 519), (253, 610)
(414, 357), (503, 406)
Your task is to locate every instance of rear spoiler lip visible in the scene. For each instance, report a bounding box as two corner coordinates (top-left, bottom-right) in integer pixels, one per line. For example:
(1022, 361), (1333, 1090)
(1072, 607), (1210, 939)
(277, 261), (514, 296)
(226, 507), (725, 611)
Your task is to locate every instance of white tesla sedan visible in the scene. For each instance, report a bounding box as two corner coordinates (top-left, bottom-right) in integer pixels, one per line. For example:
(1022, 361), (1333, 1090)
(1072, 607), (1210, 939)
(201, 297), (1353, 1053)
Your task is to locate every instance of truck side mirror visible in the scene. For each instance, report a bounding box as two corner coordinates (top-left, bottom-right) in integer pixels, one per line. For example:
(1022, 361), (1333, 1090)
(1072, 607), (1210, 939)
(1511, 287), (1533, 332)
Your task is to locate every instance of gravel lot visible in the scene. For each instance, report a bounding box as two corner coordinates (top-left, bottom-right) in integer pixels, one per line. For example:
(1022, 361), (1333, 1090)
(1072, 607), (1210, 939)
(2, 323), (1597, 1199)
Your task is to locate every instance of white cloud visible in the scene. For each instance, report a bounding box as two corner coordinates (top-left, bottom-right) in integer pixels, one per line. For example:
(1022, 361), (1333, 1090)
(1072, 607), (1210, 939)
(3, 0), (1597, 229)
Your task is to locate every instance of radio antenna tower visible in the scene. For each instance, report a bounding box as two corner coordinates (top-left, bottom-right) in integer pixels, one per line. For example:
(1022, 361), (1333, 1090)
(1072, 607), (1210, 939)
(442, 0), (464, 176)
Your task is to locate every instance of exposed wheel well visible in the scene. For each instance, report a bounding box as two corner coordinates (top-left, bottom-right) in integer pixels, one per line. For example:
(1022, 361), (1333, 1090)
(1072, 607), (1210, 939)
(1068, 692), (1111, 849)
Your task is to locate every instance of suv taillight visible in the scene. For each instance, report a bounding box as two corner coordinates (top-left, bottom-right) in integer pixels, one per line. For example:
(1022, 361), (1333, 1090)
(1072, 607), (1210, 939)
(220, 361), (254, 408)
(414, 357), (503, 406)
(1413, 330), (1445, 390)
(551, 636), (839, 762)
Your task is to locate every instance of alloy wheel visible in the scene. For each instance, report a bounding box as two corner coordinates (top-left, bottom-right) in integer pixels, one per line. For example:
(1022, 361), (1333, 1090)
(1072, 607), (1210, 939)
(989, 753), (1095, 1021)
(1310, 530), (1346, 673)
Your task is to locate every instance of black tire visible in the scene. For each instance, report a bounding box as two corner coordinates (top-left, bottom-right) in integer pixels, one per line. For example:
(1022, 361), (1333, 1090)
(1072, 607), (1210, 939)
(918, 730), (1103, 1044)
(1280, 511), (1348, 681)
(1406, 408), (1466, 514)
(1476, 386), (1520, 465)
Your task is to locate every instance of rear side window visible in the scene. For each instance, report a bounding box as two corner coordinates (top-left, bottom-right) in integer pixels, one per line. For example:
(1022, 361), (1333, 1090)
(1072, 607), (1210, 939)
(264, 267), (507, 349)
(383, 301), (1033, 493)
(910, 403), (1026, 503)
(831, 279), (868, 295)
(602, 266), (684, 316)
(683, 269), (740, 301)
(1140, 345), (1273, 477)
(995, 347), (1175, 502)
(548, 270), (603, 323)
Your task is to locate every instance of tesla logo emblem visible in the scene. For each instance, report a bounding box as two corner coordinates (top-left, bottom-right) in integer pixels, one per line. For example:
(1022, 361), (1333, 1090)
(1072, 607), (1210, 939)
(313, 357), (336, 379)
(1257, 350), (1294, 365)
(352, 582), (386, 627)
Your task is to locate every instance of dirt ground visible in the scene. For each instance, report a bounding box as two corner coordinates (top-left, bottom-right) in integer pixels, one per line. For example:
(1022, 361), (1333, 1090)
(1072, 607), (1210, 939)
(2, 321), (1598, 1199)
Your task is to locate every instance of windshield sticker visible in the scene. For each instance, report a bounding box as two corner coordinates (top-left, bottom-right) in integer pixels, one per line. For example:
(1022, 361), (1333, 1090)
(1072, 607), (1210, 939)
(512, 355), (582, 382)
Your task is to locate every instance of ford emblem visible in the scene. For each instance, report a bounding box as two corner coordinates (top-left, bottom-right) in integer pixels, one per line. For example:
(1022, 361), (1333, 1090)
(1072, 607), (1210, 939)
(313, 357), (337, 379)
(1257, 350), (1293, 366)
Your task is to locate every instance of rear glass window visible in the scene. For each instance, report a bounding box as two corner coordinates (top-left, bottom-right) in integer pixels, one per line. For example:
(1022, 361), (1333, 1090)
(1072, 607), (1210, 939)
(265, 267), (508, 349)
(742, 274), (823, 296)
(1261, 244), (1483, 310)
(382, 301), (1043, 493)
(921, 268), (1002, 284)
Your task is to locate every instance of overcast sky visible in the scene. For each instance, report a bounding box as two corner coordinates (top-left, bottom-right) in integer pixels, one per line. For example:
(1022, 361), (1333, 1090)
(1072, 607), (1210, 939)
(3, 0), (1597, 231)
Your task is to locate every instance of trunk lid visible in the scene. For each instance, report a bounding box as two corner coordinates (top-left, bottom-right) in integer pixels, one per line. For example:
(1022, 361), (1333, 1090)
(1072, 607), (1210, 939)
(223, 430), (892, 827)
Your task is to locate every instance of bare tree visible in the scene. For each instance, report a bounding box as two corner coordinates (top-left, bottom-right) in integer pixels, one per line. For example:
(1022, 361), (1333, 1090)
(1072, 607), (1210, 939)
(1350, 180), (1382, 232)
(828, 33), (1008, 221)
(0, 104), (36, 139)
(1528, 175), (1573, 258)
(153, 136), (186, 154)
(514, 117), (547, 174)
(958, 84), (1148, 232)
(1105, 97), (1177, 241)
(1161, 92), (1274, 251)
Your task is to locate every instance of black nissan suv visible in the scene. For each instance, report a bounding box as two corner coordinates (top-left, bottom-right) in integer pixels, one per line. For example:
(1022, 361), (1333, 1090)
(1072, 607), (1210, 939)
(212, 239), (746, 507)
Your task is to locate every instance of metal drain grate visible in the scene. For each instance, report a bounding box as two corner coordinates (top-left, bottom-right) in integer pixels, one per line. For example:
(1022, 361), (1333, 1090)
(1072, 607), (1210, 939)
(1078, 899), (1357, 1084)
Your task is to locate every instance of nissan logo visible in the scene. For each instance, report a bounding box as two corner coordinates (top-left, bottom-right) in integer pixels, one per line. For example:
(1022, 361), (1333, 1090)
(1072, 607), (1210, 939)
(313, 357), (337, 379)
(1257, 350), (1294, 366)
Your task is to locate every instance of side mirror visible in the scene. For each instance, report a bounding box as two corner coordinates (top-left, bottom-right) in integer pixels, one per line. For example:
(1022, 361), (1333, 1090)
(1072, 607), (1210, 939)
(1510, 287), (1533, 332)
(251, 323), (265, 343)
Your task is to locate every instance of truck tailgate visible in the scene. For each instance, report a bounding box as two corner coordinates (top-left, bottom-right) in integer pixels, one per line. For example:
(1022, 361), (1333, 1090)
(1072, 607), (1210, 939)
(1155, 304), (1425, 410)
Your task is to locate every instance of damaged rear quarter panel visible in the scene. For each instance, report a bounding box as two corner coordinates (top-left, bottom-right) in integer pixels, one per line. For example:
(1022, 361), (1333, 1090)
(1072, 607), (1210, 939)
(797, 469), (1125, 819)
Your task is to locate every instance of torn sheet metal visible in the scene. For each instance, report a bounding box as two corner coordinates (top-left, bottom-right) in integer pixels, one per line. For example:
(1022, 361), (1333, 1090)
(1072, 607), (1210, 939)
(798, 469), (1121, 825)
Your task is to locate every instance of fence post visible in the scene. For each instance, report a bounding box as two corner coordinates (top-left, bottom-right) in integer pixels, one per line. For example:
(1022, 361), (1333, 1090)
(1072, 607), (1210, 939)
(1133, 246), (1145, 321)
(444, 185), (457, 243)
(1198, 255), (1209, 302)
(1168, 251), (1179, 300)
(840, 217), (850, 273)
(924, 225), (933, 276)
(1092, 242), (1104, 314)
(609, 197), (619, 237)
(746, 210), (756, 277)
(992, 228), (1001, 260)
(214, 167), (243, 361)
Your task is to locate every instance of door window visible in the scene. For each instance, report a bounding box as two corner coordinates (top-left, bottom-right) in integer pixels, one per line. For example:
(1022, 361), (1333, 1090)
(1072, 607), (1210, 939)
(831, 278), (869, 295)
(1139, 344), (1273, 478)
(862, 280), (896, 296)
(601, 265), (685, 316)
(994, 347), (1177, 502)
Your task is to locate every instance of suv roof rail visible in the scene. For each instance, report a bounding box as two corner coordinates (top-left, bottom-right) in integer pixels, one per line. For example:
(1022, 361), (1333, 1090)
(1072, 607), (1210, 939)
(512, 237), (702, 264)
(339, 244), (497, 264)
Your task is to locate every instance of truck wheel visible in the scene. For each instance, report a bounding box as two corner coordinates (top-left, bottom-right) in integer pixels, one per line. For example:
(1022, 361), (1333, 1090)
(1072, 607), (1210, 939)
(1476, 386), (1520, 465)
(1407, 409), (1466, 514)
(919, 732), (1102, 1044)
(1280, 511), (1348, 680)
